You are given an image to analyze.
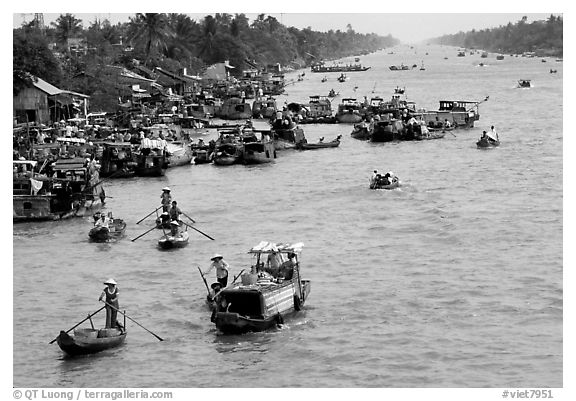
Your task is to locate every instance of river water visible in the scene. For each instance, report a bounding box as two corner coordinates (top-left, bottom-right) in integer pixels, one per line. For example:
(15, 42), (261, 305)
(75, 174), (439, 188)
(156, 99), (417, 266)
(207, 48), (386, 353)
(12, 45), (563, 389)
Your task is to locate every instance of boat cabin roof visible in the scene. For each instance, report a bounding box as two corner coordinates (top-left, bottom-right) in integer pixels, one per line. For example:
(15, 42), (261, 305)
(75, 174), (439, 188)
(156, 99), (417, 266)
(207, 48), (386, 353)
(52, 158), (87, 171)
(248, 241), (304, 255)
(438, 100), (477, 111)
(56, 137), (87, 144)
(13, 160), (38, 167)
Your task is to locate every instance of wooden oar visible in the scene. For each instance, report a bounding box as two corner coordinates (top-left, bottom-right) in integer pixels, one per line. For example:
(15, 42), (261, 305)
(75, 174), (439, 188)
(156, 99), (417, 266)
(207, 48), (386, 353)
(100, 300), (163, 341)
(131, 225), (157, 242)
(49, 306), (105, 344)
(181, 222), (215, 241)
(197, 266), (210, 295)
(181, 212), (196, 224)
(136, 206), (163, 225)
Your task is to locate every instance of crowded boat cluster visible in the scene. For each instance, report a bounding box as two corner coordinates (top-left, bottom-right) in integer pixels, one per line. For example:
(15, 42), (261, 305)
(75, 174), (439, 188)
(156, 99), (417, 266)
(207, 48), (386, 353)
(14, 50), (506, 355)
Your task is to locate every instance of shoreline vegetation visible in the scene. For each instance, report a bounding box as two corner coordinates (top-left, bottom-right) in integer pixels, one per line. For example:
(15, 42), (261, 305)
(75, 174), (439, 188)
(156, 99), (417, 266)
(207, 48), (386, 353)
(430, 15), (562, 58)
(13, 13), (399, 103)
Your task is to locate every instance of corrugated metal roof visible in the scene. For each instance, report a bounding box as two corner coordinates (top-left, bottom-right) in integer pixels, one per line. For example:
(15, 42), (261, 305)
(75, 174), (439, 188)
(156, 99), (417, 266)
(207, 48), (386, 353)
(33, 77), (63, 96)
(32, 77), (90, 98)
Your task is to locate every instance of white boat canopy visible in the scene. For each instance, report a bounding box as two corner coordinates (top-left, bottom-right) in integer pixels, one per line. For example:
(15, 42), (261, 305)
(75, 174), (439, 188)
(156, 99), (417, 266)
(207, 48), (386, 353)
(249, 241), (304, 255)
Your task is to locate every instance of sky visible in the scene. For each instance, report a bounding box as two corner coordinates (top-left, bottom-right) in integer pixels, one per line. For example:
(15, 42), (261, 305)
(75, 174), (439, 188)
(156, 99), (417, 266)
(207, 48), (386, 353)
(10, 4), (565, 44)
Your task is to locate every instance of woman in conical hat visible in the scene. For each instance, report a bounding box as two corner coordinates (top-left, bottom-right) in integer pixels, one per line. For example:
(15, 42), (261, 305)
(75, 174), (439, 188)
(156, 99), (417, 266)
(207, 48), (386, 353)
(98, 279), (120, 329)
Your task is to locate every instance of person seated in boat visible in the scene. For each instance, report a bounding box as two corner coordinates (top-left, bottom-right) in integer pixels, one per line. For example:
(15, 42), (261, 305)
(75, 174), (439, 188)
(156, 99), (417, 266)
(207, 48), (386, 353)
(92, 212), (102, 226)
(383, 171), (395, 186)
(94, 213), (110, 229)
(318, 137), (324, 143)
(480, 131), (488, 141)
(443, 119), (452, 129)
(168, 201), (182, 223)
(155, 211), (168, 226)
(266, 249), (284, 277)
(98, 278), (121, 329)
(204, 254), (230, 287)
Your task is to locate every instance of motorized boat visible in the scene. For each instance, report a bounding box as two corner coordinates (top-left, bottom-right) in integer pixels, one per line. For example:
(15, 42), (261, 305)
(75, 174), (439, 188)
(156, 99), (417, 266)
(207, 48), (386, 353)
(211, 241), (311, 334)
(13, 158), (105, 222)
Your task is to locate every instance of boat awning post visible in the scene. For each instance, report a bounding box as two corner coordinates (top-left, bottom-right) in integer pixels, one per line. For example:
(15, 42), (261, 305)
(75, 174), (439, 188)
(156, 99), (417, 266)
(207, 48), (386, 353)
(88, 314), (95, 330)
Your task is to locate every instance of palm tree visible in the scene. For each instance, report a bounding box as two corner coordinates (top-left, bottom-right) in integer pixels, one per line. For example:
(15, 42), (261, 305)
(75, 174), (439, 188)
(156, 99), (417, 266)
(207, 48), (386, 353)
(51, 13), (83, 45)
(127, 13), (173, 66)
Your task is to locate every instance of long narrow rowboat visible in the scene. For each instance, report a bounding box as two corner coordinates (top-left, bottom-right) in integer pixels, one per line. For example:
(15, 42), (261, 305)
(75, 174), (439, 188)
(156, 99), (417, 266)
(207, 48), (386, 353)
(56, 328), (127, 356)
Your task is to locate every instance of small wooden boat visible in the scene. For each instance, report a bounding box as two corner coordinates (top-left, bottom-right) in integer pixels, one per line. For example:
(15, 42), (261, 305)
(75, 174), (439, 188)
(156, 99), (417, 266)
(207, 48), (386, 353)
(476, 137), (500, 148)
(211, 241), (310, 334)
(193, 149), (212, 164)
(351, 123), (372, 140)
(337, 74), (347, 82)
(56, 327), (126, 356)
(297, 135), (341, 150)
(89, 218), (127, 242)
(517, 79), (531, 88)
(213, 143), (243, 165)
(370, 175), (400, 190)
(158, 231), (190, 249)
(414, 131), (446, 140)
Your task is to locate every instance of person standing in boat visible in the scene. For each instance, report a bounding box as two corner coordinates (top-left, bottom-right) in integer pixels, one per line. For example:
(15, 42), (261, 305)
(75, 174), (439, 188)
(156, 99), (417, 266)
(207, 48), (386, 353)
(204, 254), (230, 287)
(168, 200), (182, 223)
(160, 187), (172, 212)
(99, 279), (120, 329)
(266, 249), (284, 277)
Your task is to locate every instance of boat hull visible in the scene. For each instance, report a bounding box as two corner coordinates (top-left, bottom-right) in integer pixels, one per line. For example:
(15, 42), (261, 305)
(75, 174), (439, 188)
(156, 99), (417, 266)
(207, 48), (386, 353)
(56, 329), (126, 356)
(351, 126), (371, 140)
(370, 179), (400, 190)
(336, 113), (363, 124)
(476, 138), (500, 148)
(298, 140), (341, 150)
(158, 232), (190, 249)
(89, 219), (127, 242)
(213, 279), (311, 334)
(242, 142), (276, 164)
